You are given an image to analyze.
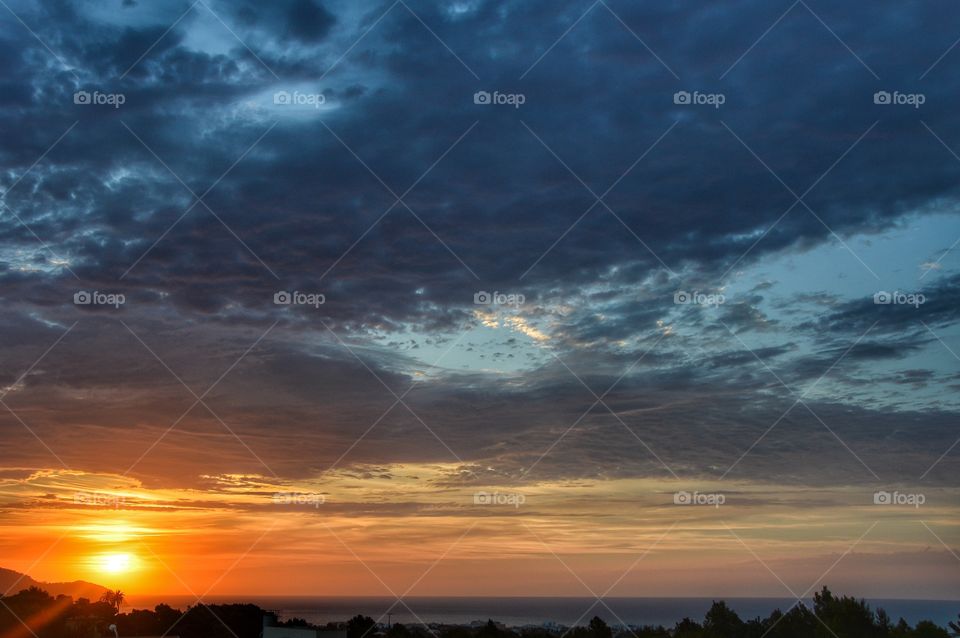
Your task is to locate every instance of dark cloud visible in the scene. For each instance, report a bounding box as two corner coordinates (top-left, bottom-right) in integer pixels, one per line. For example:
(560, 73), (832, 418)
(0, 0), (958, 494)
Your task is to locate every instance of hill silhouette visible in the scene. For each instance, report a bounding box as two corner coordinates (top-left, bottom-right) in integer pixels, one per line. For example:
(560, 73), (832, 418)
(0, 567), (109, 600)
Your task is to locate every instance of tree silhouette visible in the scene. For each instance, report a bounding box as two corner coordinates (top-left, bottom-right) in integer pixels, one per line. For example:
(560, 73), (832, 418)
(347, 614), (377, 638)
(703, 600), (745, 638)
(99, 589), (125, 613)
(588, 617), (612, 638)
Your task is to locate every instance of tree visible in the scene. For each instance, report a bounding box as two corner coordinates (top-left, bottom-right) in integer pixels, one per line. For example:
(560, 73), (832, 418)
(100, 590), (125, 613)
(673, 617), (704, 638)
(813, 586), (878, 638)
(949, 614), (960, 637)
(589, 617), (612, 638)
(703, 601), (744, 638)
(347, 614), (377, 638)
(914, 620), (950, 638)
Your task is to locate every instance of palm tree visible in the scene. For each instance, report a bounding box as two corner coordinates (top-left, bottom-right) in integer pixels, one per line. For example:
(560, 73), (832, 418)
(99, 589), (125, 613)
(948, 613), (959, 637)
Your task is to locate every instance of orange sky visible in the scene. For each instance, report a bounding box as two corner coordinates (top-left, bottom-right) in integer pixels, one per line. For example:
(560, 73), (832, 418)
(2, 466), (958, 600)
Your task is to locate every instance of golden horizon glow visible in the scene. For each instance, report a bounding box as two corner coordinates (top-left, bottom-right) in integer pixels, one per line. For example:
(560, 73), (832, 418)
(0, 466), (958, 598)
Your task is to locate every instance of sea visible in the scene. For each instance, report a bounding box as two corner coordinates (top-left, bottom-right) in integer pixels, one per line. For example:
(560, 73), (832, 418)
(123, 596), (960, 629)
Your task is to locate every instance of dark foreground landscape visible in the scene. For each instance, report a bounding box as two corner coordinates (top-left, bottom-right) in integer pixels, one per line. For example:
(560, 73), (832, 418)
(1, 586), (958, 638)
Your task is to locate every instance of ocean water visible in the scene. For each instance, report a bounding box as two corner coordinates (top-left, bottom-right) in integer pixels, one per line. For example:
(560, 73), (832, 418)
(124, 596), (960, 629)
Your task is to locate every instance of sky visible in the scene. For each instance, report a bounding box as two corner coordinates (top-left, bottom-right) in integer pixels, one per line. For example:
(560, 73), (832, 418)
(0, 0), (959, 604)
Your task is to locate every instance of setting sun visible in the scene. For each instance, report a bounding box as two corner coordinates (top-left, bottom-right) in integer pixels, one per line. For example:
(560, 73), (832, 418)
(96, 552), (136, 575)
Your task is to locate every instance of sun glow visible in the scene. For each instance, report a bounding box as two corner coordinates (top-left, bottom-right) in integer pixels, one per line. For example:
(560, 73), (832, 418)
(96, 552), (136, 575)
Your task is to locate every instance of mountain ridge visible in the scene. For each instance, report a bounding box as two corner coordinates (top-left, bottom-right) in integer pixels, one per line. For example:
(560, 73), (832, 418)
(0, 567), (110, 600)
